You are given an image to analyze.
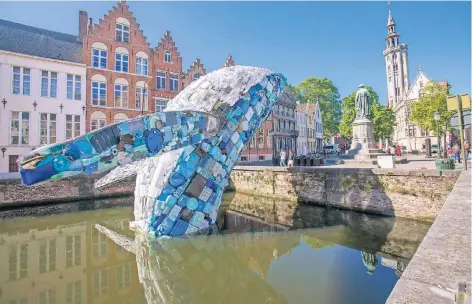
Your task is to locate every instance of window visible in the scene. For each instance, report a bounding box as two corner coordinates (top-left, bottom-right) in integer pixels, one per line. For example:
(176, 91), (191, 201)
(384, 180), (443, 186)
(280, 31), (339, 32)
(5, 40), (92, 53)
(11, 111), (29, 145)
(395, 87), (400, 95)
(116, 23), (130, 43)
(113, 113), (129, 124)
(258, 129), (264, 148)
(91, 111), (107, 131)
(170, 74), (179, 92)
(164, 51), (171, 62)
(66, 235), (82, 268)
(155, 99), (167, 112)
(240, 156), (248, 161)
(114, 84), (129, 108)
(66, 115), (81, 139)
(39, 289), (55, 304)
(8, 244), (28, 281)
(136, 57), (148, 76)
(421, 129), (429, 137)
(193, 73), (200, 80)
(92, 48), (107, 69)
(117, 264), (131, 289)
(250, 134), (256, 147)
(135, 86), (148, 110)
(67, 75), (82, 100)
(93, 269), (109, 296)
(258, 156), (265, 160)
(92, 81), (107, 106)
(115, 53), (129, 72)
(66, 280), (82, 304)
(39, 239), (56, 273)
(40, 113), (57, 145)
(41, 71), (58, 98)
(92, 229), (108, 258)
(12, 67), (30, 95)
(9, 155), (19, 172)
(157, 72), (166, 90)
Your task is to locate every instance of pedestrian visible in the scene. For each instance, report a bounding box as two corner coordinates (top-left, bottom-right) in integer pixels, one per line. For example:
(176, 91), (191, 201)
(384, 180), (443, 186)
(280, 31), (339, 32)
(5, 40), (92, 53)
(465, 140), (470, 160)
(452, 143), (461, 163)
(395, 145), (401, 156)
(279, 149), (286, 167)
(288, 149), (294, 167)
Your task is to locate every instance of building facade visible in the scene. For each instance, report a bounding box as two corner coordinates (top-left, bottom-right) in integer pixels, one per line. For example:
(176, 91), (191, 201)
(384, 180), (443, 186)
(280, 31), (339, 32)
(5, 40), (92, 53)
(78, 2), (183, 132)
(271, 92), (299, 162)
(314, 100), (324, 151)
(182, 58), (207, 89)
(384, 7), (442, 150)
(0, 19), (86, 175)
(296, 107), (308, 156)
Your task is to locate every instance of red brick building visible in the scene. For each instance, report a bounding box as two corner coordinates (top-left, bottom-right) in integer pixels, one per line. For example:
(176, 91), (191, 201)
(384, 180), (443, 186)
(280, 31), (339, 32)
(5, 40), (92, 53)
(182, 58), (207, 89)
(79, 1), (183, 131)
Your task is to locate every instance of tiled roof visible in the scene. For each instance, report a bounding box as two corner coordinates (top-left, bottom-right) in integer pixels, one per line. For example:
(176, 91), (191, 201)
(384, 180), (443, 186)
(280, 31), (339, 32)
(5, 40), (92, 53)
(0, 19), (83, 63)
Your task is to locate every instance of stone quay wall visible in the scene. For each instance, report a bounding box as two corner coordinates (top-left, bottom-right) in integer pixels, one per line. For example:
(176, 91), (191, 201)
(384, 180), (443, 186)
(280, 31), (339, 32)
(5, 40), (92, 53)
(229, 166), (461, 222)
(0, 172), (135, 209)
(0, 166), (460, 222)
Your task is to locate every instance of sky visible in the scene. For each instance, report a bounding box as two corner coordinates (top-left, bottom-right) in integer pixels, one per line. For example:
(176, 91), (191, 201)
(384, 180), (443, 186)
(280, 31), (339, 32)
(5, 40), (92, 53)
(0, 1), (470, 103)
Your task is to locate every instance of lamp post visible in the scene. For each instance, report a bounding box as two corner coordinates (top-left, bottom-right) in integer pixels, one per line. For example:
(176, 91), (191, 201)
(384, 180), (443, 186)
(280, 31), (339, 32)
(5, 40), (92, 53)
(434, 111), (440, 159)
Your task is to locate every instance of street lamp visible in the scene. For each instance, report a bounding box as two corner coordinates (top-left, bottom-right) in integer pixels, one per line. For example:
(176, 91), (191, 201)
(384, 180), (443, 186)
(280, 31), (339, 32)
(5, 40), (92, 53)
(434, 111), (440, 158)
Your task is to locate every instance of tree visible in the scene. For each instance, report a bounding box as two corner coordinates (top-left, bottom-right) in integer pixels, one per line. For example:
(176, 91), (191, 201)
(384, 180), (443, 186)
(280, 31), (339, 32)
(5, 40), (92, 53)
(295, 77), (341, 140)
(409, 82), (453, 136)
(340, 86), (396, 142)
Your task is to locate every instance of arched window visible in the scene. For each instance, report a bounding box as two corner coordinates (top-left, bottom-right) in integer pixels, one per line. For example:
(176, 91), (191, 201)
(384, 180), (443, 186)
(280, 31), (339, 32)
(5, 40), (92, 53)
(136, 51), (148, 76)
(114, 78), (129, 108)
(90, 111), (106, 131)
(164, 51), (171, 63)
(91, 42), (108, 69)
(115, 18), (130, 43)
(113, 113), (129, 124)
(193, 73), (200, 80)
(91, 74), (107, 106)
(115, 47), (129, 72)
(135, 81), (148, 111)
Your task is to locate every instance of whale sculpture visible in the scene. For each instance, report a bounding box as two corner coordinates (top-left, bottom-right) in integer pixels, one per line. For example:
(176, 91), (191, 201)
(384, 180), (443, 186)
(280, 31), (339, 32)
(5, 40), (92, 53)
(19, 66), (287, 237)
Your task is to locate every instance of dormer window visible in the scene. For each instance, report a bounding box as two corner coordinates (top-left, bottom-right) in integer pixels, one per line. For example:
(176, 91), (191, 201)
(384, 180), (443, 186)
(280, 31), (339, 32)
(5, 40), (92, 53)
(164, 51), (171, 63)
(116, 23), (130, 43)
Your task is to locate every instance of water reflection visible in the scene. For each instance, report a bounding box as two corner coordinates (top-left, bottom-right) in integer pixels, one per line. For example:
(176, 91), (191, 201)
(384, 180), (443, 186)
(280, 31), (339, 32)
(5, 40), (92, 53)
(0, 194), (431, 304)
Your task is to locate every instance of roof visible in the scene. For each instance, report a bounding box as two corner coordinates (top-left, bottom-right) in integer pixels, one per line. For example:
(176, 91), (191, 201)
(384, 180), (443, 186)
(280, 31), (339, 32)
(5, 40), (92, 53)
(0, 19), (83, 63)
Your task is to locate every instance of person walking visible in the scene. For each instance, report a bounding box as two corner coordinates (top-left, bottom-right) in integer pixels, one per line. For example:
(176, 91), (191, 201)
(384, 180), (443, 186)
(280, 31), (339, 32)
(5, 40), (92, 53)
(288, 149), (295, 167)
(452, 143), (461, 163)
(395, 145), (401, 157)
(279, 149), (286, 167)
(464, 140), (470, 160)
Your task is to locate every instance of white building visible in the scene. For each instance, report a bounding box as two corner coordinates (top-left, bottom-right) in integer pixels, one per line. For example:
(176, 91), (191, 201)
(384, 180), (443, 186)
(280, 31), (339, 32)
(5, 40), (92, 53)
(383, 8), (443, 151)
(296, 106), (308, 156)
(314, 100), (323, 151)
(0, 19), (86, 175)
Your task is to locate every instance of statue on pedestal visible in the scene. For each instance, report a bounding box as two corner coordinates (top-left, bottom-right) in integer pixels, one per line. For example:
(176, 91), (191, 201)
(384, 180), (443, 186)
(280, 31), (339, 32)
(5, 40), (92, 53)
(355, 84), (371, 120)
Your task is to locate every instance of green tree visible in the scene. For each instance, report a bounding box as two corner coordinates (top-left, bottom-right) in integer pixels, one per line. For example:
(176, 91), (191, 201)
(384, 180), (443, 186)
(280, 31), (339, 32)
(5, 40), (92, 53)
(295, 77), (341, 140)
(340, 86), (396, 142)
(409, 82), (453, 136)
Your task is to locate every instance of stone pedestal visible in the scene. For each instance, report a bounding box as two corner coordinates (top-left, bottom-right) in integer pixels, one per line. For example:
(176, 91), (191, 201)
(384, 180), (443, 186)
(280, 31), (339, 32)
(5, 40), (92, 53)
(346, 118), (385, 160)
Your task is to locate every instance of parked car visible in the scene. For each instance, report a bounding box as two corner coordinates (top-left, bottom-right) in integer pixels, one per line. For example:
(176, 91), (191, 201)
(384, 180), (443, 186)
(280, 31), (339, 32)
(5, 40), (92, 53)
(323, 144), (339, 154)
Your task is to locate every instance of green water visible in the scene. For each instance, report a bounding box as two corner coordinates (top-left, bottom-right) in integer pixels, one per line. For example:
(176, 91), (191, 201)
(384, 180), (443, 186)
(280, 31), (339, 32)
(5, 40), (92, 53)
(0, 193), (431, 304)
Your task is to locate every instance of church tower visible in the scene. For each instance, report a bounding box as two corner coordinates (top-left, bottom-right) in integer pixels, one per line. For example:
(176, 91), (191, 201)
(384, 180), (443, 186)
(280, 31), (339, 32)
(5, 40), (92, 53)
(383, 5), (410, 108)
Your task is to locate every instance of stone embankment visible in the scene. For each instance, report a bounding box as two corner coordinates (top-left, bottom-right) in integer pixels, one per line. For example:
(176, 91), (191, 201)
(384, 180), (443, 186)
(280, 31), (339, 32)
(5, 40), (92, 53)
(387, 170), (471, 303)
(229, 166), (460, 221)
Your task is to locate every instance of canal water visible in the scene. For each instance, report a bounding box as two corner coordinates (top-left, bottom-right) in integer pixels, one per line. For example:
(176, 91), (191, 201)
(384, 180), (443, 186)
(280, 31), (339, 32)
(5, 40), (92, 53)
(0, 193), (431, 304)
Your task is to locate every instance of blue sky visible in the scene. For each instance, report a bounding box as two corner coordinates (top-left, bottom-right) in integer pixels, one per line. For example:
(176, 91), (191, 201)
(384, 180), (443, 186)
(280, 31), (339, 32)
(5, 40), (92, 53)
(0, 1), (470, 103)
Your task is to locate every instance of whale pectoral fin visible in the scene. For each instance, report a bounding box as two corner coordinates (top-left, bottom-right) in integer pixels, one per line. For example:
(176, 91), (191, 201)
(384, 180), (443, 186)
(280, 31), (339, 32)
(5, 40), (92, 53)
(20, 111), (221, 186)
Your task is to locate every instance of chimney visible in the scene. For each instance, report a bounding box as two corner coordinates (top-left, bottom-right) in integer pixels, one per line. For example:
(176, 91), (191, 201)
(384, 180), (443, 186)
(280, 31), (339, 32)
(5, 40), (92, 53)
(78, 10), (88, 41)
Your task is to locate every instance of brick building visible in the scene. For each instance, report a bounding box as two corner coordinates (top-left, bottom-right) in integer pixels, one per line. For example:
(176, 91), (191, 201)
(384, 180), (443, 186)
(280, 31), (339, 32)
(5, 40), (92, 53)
(182, 58), (207, 89)
(79, 1), (183, 132)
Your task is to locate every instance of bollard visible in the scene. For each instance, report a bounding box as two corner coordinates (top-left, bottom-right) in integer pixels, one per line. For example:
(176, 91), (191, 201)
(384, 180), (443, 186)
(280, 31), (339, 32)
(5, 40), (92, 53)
(455, 281), (468, 304)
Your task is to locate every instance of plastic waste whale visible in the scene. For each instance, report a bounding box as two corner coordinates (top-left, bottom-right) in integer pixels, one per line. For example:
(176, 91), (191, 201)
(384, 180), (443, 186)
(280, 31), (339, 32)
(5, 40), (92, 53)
(19, 66), (287, 237)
